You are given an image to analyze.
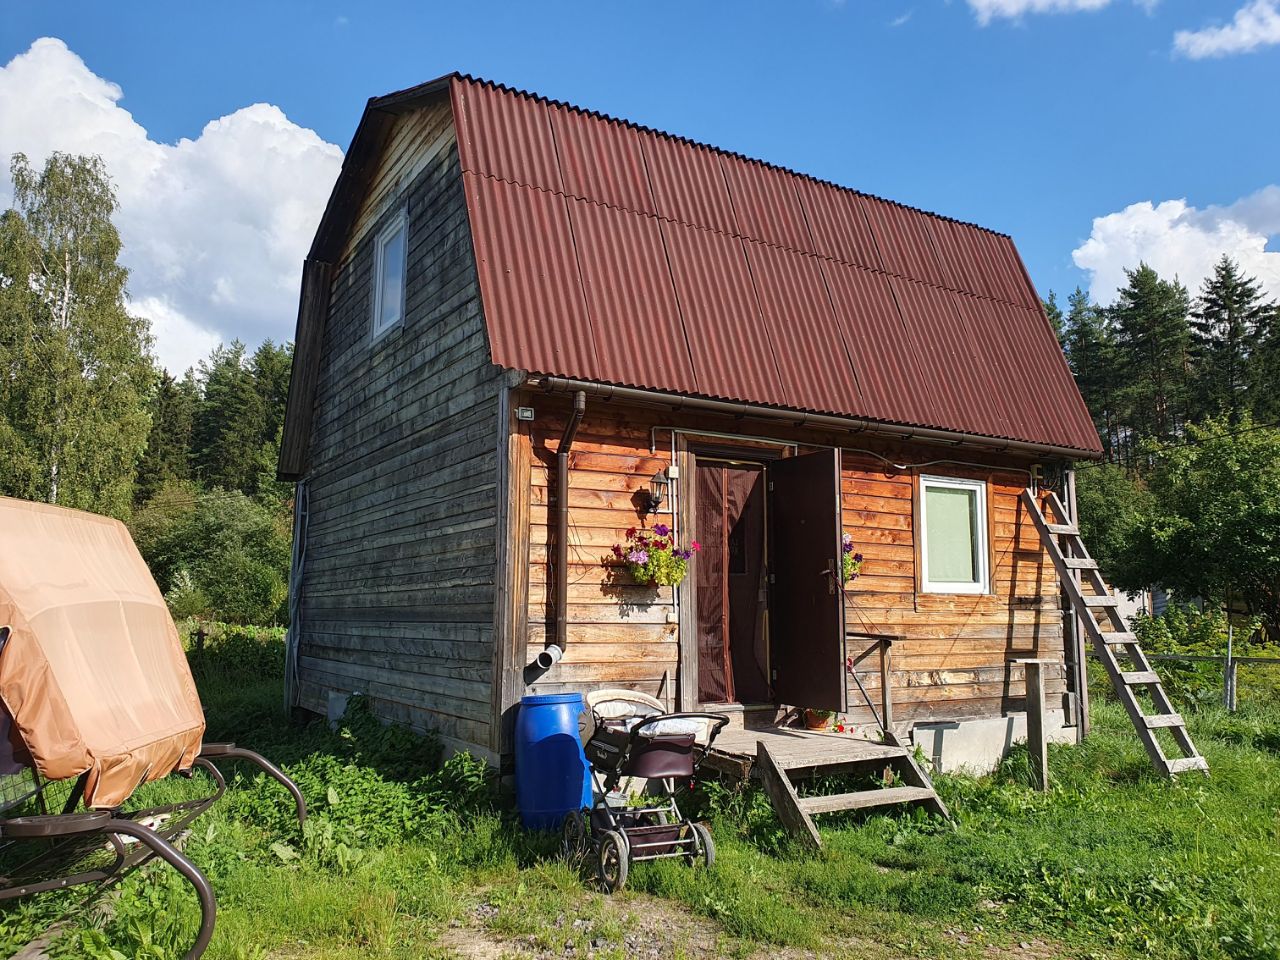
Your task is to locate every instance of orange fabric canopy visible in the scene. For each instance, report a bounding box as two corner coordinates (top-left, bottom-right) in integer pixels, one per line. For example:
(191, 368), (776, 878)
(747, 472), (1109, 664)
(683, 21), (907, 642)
(0, 497), (205, 809)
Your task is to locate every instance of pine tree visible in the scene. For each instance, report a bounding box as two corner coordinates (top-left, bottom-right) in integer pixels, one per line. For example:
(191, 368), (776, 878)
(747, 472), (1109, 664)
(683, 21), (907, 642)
(192, 341), (266, 495)
(249, 340), (294, 498)
(1188, 256), (1273, 425)
(134, 370), (198, 505)
(1253, 302), (1280, 426)
(1109, 264), (1191, 445)
(1062, 288), (1120, 458)
(1043, 291), (1066, 346)
(0, 152), (152, 517)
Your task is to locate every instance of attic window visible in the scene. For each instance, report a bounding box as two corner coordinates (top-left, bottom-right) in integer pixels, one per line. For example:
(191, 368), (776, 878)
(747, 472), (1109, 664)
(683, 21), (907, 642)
(919, 476), (989, 595)
(372, 210), (407, 339)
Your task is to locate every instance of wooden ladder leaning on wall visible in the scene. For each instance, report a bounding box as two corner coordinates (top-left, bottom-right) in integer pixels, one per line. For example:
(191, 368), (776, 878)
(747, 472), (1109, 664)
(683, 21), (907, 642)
(1021, 489), (1208, 779)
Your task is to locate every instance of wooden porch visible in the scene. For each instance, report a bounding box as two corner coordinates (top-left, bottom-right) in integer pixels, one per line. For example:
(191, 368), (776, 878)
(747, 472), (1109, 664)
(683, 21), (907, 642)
(704, 726), (910, 779)
(699, 723), (949, 849)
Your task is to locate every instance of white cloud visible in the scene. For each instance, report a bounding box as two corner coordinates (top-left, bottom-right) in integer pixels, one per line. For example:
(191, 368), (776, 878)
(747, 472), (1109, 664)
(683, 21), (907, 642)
(132, 295), (222, 377)
(0, 38), (343, 373)
(966, 0), (1157, 24)
(967, 0), (1113, 24)
(889, 10), (914, 27)
(1072, 186), (1280, 304)
(1173, 0), (1280, 58)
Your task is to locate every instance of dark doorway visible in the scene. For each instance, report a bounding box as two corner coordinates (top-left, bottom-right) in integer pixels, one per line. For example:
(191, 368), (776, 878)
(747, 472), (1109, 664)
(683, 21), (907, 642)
(695, 459), (770, 704)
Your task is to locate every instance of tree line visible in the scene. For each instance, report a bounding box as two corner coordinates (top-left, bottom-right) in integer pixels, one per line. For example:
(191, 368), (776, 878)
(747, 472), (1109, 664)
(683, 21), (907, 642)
(1046, 259), (1280, 465)
(0, 152), (293, 624)
(1047, 260), (1280, 636)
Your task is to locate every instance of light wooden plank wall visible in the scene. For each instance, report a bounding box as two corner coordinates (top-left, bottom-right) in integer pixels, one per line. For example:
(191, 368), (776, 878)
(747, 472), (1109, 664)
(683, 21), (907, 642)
(297, 104), (505, 757)
(516, 394), (1066, 726)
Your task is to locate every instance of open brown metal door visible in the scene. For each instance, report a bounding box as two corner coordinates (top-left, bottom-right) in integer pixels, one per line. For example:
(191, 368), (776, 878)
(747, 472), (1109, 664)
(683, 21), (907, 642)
(768, 448), (847, 712)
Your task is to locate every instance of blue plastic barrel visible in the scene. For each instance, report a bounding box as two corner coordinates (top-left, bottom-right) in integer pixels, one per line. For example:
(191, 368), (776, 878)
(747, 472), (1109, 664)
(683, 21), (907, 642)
(515, 692), (592, 830)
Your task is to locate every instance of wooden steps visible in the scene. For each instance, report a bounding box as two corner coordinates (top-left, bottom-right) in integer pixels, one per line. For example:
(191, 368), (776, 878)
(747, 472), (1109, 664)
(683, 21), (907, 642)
(753, 738), (949, 849)
(1022, 489), (1208, 780)
(1120, 671), (1161, 685)
(797, 786), (935, 815)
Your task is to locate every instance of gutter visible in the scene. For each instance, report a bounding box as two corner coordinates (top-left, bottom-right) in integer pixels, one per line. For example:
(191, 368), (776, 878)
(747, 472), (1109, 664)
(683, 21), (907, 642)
(528, 376), (1100, 462)
(534, 390), (587, 670)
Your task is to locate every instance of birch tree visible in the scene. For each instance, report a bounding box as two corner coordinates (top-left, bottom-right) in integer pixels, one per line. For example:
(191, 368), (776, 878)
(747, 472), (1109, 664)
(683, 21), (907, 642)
(0, 152), (152, 516)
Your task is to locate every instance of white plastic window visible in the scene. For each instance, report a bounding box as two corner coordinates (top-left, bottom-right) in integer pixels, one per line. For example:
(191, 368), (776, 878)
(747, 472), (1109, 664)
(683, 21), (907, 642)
(919, 476), (989, 595)
(372, 211), (407, 338)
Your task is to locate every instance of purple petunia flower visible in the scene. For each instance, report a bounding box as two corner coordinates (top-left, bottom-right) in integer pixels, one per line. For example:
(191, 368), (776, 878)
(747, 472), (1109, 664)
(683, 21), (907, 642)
(628, 550), (649, 565)
(653, 523), (670, 537)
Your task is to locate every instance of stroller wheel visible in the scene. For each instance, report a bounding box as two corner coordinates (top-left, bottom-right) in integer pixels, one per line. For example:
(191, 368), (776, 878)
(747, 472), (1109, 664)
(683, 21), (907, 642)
(687, 822), (715, 869)
(596, 830), (629, 893)
(561, 809), (588, 864)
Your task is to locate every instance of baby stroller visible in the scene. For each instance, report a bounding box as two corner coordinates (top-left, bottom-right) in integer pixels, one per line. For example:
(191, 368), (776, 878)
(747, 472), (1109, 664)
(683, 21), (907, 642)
(563, 690), (728, 892)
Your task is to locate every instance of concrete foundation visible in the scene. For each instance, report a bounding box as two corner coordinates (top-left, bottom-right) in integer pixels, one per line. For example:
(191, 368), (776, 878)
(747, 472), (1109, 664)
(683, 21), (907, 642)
(910, 712), (1075, 775)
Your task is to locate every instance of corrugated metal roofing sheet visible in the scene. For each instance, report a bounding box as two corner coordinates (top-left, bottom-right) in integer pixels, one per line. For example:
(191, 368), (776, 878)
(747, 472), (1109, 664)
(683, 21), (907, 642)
(741, 241), (862, 415)
(819, 259), (934, 426)
(719, 154), (814, 254)
(448, 74), (1102, 455)
(452, 81), (563, 193)
(793, 178), (883, 272)
(566, 196), (697, 393)
(462, 172), (595, 374)
(639, 129), (738, 235)
(659, 219), (785, 403)
(549, 104), (656, 216)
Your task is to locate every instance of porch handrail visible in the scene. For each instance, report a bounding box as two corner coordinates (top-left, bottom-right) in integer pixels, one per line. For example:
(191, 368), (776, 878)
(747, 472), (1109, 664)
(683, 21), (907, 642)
(846, 631), (902, 745)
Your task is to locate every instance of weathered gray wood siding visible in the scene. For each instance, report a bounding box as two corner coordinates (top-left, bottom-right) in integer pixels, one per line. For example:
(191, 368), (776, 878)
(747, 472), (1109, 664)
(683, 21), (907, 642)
(295, 109), (504, 759)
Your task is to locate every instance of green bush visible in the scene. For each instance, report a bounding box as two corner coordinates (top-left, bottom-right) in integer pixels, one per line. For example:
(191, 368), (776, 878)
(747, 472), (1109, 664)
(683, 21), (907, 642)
(131, 482), (291, 624)
(1131, 606), (1275, 708)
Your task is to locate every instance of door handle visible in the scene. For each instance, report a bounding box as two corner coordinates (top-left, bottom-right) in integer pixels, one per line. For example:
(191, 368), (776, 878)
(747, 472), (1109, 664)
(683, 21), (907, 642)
(821, 561), (837, 596)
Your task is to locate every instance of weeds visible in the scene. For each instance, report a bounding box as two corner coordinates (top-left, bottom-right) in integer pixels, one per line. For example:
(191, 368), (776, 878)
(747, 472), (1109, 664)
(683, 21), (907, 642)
(3, 626), (1279, 959)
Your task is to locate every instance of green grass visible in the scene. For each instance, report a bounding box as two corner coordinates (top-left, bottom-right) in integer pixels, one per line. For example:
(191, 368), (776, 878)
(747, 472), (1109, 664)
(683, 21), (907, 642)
(2, 628), (1279, 959)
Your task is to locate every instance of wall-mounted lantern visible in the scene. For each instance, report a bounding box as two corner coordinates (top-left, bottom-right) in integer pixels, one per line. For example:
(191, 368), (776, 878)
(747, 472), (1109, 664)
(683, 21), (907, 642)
(642, 469), (670, 515)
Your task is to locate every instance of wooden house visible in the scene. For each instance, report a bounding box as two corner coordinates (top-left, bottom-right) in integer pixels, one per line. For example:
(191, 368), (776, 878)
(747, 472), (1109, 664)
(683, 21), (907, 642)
(277, 74), (1108, 772)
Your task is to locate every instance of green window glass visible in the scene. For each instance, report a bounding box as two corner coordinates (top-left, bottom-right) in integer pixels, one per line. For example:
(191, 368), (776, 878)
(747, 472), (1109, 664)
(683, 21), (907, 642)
(922, 478), (987, 593)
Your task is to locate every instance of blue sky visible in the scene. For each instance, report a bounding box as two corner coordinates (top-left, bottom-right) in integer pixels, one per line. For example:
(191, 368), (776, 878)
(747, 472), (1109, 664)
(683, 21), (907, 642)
(2, 0), (1278, 371)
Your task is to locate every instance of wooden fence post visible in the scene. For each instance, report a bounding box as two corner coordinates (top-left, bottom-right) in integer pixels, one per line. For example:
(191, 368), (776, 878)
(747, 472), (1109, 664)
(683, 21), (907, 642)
(1015, 658), (1052, 791)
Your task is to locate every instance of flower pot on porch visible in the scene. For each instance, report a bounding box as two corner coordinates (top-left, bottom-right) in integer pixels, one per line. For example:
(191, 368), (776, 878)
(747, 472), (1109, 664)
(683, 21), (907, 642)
(803, 709), (834, 731)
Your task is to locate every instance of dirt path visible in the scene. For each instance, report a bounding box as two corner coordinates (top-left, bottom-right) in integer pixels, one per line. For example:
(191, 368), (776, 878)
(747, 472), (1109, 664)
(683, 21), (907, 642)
(434, 894), (1072, 960)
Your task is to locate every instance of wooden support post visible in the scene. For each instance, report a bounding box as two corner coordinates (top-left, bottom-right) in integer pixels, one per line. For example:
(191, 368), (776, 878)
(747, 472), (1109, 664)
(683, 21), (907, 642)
(879, 638), (896, 745)
(1015, 658), (1052, 792)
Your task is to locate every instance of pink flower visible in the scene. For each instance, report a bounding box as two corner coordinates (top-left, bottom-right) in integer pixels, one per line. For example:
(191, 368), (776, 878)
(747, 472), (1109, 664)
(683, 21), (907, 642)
(691, 540), (701, 552)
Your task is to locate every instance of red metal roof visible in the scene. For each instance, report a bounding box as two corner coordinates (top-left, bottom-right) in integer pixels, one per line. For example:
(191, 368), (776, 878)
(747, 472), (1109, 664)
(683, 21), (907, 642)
(449, 75), (1101, 455)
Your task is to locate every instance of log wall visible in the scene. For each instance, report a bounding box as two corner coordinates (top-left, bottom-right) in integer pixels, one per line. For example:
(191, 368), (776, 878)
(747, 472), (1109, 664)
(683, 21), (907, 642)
(516, 392), (1067, 727)
(296, 102), (505, 758)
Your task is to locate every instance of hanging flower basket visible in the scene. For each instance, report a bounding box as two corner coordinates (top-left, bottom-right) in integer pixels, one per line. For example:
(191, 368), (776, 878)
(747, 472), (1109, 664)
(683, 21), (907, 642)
(842, 533), (864, 585)
(609, 524), (700, 588)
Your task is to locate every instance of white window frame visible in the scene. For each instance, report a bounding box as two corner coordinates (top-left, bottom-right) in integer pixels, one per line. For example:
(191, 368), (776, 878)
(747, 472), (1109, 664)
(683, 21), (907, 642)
(371, 210), (407, 340)
(919, 475), (990, 596)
